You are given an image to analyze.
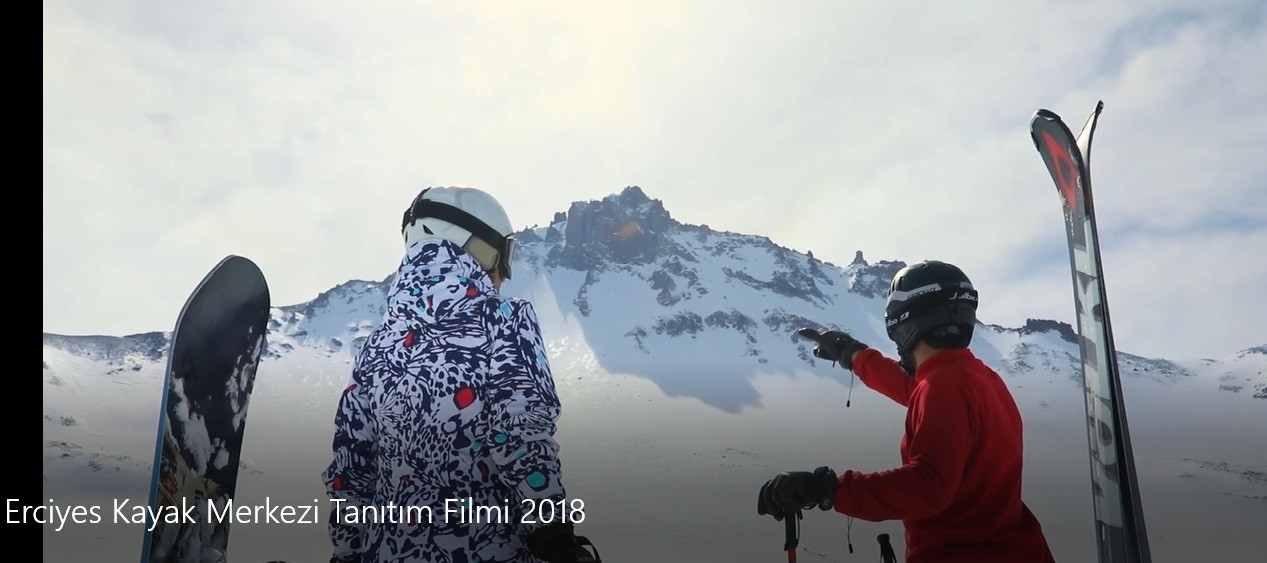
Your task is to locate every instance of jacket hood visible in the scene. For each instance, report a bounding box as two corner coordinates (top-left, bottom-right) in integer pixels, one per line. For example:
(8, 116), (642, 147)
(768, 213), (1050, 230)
(386, 239), (497, 325)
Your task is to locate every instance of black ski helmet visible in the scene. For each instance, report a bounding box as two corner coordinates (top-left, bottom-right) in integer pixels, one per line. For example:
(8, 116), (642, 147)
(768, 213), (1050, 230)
(884, 260), (979, 357)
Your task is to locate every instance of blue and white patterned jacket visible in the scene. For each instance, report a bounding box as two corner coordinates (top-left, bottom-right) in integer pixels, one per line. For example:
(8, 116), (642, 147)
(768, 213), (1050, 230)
(322, 240), (566, 562)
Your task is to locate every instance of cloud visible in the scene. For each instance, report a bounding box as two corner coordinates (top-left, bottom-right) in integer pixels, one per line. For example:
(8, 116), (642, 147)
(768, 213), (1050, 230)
(43, 0), (1266, 359)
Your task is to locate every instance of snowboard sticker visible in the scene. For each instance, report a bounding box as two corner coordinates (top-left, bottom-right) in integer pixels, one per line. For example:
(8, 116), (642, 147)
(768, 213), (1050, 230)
(140, 255), (271, 563)
(1031, 102), (1151, 563)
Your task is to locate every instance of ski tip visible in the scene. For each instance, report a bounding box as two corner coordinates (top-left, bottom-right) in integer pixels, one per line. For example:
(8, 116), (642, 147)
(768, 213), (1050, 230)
(1032, 108), (1060, 121)
(1034, 101), (1103, 127)
(1029, 109), (1064, 146)
(1085, 100), (1105, 122)
(216, 253), (246, 266)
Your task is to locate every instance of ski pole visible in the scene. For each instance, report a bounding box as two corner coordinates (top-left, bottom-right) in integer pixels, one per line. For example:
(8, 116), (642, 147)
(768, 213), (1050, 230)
(783, 510), (800, 562)
(878, 533), (897, 563)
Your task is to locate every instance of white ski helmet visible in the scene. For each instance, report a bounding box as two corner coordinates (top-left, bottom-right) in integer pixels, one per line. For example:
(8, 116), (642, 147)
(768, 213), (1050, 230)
(401, 186), (516, 279)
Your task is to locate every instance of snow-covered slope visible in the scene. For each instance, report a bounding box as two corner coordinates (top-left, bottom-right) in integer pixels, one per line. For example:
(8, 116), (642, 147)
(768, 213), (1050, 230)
(43, 187), (1266, 562)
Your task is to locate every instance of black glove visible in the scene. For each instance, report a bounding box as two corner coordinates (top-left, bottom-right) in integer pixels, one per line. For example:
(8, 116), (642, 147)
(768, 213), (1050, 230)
(525, 522), (600, 563)
(757, 466), (838, 521)
(796, 328), (868, 370)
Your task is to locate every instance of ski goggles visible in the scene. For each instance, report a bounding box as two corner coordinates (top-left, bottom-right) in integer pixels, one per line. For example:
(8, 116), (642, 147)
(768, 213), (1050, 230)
(405, 197), (516, 280)
(498, 234), (515, 280)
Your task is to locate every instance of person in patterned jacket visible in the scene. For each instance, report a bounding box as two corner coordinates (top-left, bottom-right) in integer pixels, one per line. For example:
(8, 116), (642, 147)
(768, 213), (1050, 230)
(322, 187), (597, 563)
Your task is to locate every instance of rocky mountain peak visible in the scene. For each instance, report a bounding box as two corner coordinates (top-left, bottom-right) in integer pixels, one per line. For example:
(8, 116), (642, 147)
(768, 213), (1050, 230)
(554, 186), (677, 269)
(1021, 318), (1079, 344)
(848, 257), (906, 298)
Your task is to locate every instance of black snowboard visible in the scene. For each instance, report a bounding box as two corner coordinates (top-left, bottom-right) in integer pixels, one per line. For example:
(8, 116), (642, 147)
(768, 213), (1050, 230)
(140, 255), (271, 563)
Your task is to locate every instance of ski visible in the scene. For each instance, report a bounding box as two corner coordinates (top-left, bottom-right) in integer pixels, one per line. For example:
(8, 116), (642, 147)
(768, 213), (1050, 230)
(140, 255), (271, 563)
(1030, 101), (1151, 563)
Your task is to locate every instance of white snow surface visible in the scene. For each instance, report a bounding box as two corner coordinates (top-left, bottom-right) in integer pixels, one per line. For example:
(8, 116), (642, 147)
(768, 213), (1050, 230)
(42, 190), (1267, 562)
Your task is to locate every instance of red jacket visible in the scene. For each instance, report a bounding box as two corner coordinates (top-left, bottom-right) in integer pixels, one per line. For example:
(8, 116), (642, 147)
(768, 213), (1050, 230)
(833, 348), (1055, 563)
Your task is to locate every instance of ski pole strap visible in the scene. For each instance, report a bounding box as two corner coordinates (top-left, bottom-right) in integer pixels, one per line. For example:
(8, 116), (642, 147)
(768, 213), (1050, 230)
(575, 535), (602, 563)
(878, 533), (896, 563)
(784, 510), (800, 562)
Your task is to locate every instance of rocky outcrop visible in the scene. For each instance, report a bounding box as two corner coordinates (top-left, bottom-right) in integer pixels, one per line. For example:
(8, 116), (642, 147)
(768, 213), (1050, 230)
(653, 311), (704, 337)
(42, 331), (169, 363)
(556, 186), (678, 270)
(722, 267), (827, 303)
(649, 256), (706, 306)
(1018, 318), (1079, 344)
(847, 252), (905, 298)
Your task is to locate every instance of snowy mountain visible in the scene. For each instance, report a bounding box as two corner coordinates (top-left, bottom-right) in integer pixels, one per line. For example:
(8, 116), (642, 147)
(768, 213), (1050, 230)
(43, 187), (1266, 562)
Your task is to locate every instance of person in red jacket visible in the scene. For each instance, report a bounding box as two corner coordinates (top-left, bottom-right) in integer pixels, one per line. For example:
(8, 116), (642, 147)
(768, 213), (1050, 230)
(757, 260), (1055, 563)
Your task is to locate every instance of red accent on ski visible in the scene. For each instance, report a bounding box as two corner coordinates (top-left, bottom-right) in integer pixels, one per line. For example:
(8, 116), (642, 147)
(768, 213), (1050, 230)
(404, 330), (416, 347)
(344, 383), (357, 393)
(1038, 130), (1080, 209)
(466, 286), (479, 297)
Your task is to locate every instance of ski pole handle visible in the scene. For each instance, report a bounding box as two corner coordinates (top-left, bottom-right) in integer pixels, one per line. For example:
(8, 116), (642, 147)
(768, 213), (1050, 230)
(878, 533), (897, 563)
(783, 510), (800, 562)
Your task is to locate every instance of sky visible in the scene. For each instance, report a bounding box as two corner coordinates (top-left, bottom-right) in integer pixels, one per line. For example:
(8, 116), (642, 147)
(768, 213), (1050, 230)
(43, 0), (1266, 362)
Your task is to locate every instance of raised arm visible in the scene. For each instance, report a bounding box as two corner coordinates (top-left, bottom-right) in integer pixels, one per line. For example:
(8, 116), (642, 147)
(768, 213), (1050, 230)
(796, 328), (915, 406)
(851, 348), (917, 406)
